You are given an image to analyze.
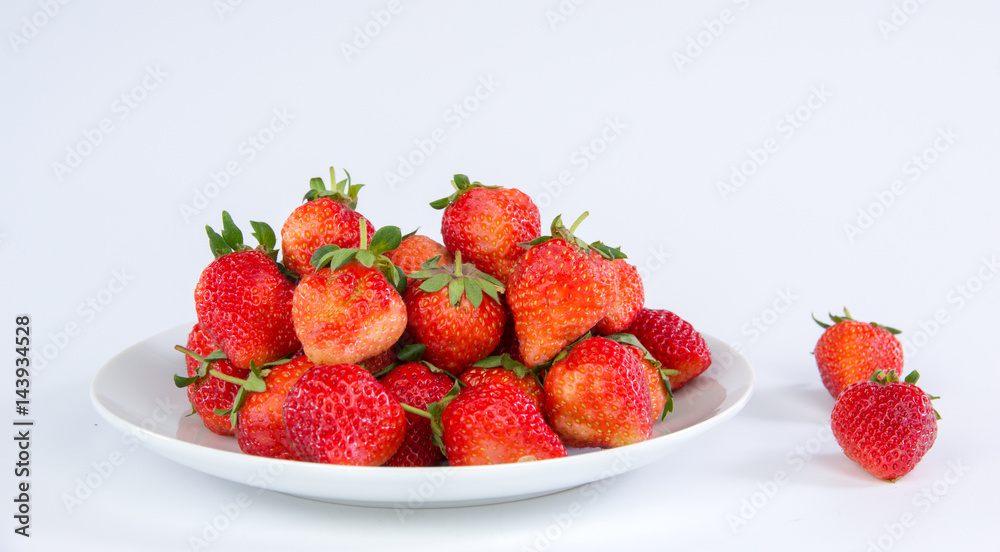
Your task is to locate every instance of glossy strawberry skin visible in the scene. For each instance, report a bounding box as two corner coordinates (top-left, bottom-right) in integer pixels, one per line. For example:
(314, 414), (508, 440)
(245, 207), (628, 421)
(442, 382), (566, 466)
(403, 285), (506, 375)
(281, 197), (375, 278)
(283, 363), (406, 466)
(831, 377), (938, 481)
(620, 343), (669, 423)
(441, 187), (540, 285)
(595, 259), (645, 335)
(292, 261), (407, 365)
(507, 239), (615, 367)
(489, 310), (524, 363)
(626, 308), (711, 391)
(184, 324), (249, 436)
(236, 355), (314, 460)
(385, 235), (453, 279)
(543, 337), (652, 449)
(379, 363), (455, 467)
(815, 320), (903, 397)
(460, 366), (545, 413)
(194, 249), (299, 370)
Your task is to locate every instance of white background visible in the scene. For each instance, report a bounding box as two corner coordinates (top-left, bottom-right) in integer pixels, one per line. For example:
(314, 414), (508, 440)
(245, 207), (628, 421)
(2, 1), (999, 550)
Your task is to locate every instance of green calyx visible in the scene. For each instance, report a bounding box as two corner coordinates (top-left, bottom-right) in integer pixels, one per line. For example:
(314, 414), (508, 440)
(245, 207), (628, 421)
(429, 174), (501, 210)
(303, 166), (364, 209)
(211, 357), (292, 430)
(173, 345), (228, 387)
(523, 213), (627, 261)
(471, 353), (544, 387)
(399, 380), (462, 456)
(310, 218), (407, 294)
(408, 251), (505, 308)
(174, 345), (291, 430)
(870, 369), (942, 420)
(205, 211), (280, 262)
(812, 307), (901, 335)
(606, 333), (679, 420)
(372, 345), (460, 382)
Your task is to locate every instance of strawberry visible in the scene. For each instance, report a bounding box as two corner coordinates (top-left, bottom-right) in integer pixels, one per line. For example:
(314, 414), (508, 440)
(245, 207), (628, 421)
(831, 370), (939, 481)
(490, 310), (524, 363)
(432, 174), (540, 285)
(607, 333), (677, 423)
(813, 308), (904, 398)
(281, 167), (376, 278)
(194, 212), (299, 370)
(594, 258), (645, 335)
(379, 362), (455, 467)
(543, 336), (652, 449)
(173, 324), (249, 436)
(384, 233), (453, 279)
(626, 308), (712, 391)
(283, 363), (406, 466)
(235, 355), (314, 460)
(357, 348), (397, 375)
(460, 356), (545, 413)
(292, 221), (408, 365)
(403, 252), (507, 375)
(506, 213), (617, 367)
(438, 382), (566, 466)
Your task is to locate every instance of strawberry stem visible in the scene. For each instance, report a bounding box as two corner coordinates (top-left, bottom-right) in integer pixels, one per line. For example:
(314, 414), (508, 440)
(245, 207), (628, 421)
(400, 403), (433, 420)
(359, 217), (369, 250)
(568, 212), (589, 234)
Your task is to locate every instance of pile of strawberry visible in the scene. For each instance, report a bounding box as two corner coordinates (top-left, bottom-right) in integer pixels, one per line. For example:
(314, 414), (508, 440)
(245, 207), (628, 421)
(173, 170), (714, 467)
(813, 309), (941, 481)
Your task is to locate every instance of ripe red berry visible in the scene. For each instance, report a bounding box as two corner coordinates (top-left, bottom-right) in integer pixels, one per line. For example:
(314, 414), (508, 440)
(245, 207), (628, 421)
(814, 309), (903, 397)
(283, 363), (406, 466)
(831, 370), (939, 481)
(626, 308), (711, 391)
(236, 355), (314, 460)
(441, 382), (566, 466)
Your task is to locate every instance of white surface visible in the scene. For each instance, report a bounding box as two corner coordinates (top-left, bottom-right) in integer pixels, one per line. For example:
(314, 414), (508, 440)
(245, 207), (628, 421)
(91, 324), (753, 508)
(2, 1), (998, 550)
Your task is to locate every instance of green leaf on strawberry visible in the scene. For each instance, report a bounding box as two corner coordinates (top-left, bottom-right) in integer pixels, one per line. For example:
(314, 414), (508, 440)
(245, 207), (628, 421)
(407, 251), (504, 308)
(310, 218), (407, 294)
(429, 173), (501, 210)
(303, 166), (364, 209)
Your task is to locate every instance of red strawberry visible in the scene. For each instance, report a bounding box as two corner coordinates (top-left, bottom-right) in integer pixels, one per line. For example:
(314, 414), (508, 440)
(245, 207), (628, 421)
(814, 308), (904, 397)
(543, 336), (652, 448)
(281, 167), (376, 277)
(460, 357), (545, 413)
(379, 362), (455, 467)
(384, 234), (453, 279)
(174, 324), (249, 436)
(357, 348), (397, 375)
(490, 310), (524, 363)
(440, 382), (566, 466)
(506, 214), (616, 367)
(432, 174), (540, 285)
(831, 370), (939, 481)
(292, 222), (408, 365)
(194, 212), (299, 370)
(626, 308), (712, 391)
(594, 258), (645, 335)
(235, 355), (314, 460)
(403, 252), (507, 375)
(611, 335), (675, 423)
(283, 363), (406, 466)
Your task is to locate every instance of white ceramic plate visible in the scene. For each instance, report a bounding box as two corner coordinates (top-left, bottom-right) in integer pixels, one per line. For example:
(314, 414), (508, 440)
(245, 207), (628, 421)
(91, 324), (754, 508)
